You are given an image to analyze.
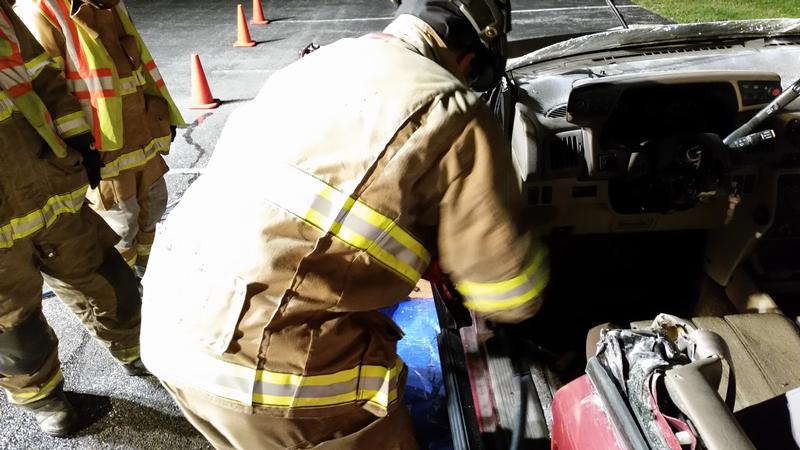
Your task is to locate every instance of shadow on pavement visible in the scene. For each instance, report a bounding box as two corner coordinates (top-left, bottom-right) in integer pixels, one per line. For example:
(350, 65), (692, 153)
(60, 391), (211, 448)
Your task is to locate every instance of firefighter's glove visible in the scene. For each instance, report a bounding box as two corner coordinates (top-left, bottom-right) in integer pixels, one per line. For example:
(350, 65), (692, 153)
(65, 134), (103, 189)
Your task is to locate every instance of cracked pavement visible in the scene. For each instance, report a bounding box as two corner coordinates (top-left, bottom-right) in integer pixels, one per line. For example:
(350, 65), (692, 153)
(1, 1), (666, 449)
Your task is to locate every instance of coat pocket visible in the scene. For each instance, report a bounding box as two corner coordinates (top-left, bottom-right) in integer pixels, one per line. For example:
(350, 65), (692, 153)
(195, 276), (249, 356)
(43, 146), (83, 176)
(119, 35), (142, 70)
(144, 95), (171, 141)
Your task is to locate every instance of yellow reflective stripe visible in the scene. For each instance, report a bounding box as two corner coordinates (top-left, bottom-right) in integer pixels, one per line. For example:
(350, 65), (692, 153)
(54, 110), (90, 138)
(348, 201), (429, 264)
(124, 254), (137, 267)
(118, 67), (146, 96)
(457, 247), (548, 297)
(0, 91), (15, 121)
(24, 52), (51, 80)
(257, 364), (359, 386)
(136, 243), (152, 256)
(110, 345), (141, 364)
(66, 74), (114, 93)
(463, 270), (549, 313)
(0, 184), (87, 249)
(5, 370), (63, 405)
(146, 340), (402, 410)
(99, 135), (170, 179)
(252, 361), (402, 408)
(269, 166), (430, 284)
(458, 248), (550, 313)
(51, 55), (65, 71)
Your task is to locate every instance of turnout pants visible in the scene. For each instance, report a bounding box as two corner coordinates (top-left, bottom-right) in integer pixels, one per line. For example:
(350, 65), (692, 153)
(165, 383), (419, 450)
(0, 206), (141, 406)
(89, 157), (169, 273)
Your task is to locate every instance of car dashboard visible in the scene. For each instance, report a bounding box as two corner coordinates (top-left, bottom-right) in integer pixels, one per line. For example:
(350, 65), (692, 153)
(511, 69), (800, 230)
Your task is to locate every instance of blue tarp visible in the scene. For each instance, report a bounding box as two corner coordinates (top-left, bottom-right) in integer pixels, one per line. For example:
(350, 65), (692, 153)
(383, 298), (453, 450)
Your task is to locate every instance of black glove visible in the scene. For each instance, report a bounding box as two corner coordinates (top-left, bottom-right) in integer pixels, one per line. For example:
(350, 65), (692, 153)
(65, 134), (103, 189)
(170, 125), (177, 142)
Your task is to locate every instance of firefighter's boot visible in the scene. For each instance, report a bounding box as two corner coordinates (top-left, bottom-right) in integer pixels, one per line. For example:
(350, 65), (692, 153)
(22, 389), (79, 437)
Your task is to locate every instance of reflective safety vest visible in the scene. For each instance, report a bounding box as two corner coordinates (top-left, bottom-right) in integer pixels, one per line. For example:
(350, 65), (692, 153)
(33, 0), (183, 153)
(0, 7), (87, 157)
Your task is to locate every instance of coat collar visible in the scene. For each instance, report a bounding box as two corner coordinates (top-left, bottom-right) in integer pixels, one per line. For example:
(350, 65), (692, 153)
(384, 14), (466, 84)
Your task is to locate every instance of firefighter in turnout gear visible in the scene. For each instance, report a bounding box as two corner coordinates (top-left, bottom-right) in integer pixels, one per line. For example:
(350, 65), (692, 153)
(14, 0), (185, 276)
(0, 0), (143, 436)
(142, 0), (546, 448)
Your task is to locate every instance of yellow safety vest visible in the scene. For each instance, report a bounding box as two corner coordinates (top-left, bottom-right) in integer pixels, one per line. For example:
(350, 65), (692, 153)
(34, 0), (183, 153)
(0, 8), (86, 157)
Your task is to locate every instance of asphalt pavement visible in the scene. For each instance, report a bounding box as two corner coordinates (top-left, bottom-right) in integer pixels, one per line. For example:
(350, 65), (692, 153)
(0, 1), (666, 449)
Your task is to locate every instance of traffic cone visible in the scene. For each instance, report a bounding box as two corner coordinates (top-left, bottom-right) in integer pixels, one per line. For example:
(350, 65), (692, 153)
(251, 0), (269, 25)
(190, 53), (220, 110)
(234, 4), (256, 48)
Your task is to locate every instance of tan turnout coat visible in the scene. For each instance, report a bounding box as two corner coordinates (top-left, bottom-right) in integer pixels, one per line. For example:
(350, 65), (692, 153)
(141, 15), (548, 420)
(0, 0), (91, 252)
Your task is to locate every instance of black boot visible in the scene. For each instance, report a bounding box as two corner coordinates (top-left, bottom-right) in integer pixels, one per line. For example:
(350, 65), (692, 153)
(120, 358), (150, 377)
(23, 389), (79, 437)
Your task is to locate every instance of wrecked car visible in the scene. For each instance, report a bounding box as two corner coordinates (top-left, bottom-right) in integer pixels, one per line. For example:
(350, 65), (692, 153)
(434, 10), (800, 450)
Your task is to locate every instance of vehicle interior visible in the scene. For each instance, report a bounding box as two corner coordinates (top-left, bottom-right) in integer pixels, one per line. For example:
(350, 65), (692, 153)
(435, 19), (800, 450)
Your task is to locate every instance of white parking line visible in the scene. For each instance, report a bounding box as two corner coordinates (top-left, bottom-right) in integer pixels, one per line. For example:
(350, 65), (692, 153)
(277, 17), (393, 24)
(275, 4), (643, 24)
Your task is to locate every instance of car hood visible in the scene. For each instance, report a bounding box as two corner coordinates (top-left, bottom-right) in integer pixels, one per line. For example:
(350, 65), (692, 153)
(508, 18), (800, 71)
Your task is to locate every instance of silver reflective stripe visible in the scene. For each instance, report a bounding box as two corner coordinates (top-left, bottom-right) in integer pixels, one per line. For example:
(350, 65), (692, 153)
(458, 246), (550, 313)
(344, 213), (424, 272)
(24, 54), (51, 79)
(67, 75), (114, 93)
(99, 135), (170, 178)
(55, 117), (86, 135)
(0, 185), (86, 249)
(40, 0), (83, 72)
(0, 92), (15, 119)
(256, 377), (360, 398)
(0, 66), (28, 89)
(266, 165), (430, 283)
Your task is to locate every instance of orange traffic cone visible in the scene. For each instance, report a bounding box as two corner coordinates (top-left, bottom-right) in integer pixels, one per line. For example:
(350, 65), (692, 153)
(190, 53), (220, 110)
(234, 4), (256, 48)
(251, 0), (269, 25)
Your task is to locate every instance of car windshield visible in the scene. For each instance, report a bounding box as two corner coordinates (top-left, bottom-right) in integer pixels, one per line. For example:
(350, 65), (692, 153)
(509, 19), (800, 71)
(507, 2), (800, 68)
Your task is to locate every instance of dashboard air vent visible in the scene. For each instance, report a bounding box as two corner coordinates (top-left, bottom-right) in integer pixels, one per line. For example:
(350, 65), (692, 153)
(548, 130), (584, 171)
(766, 39), (800, 47)
(545, 104), (568, 119)
(592, 44), (735, 63)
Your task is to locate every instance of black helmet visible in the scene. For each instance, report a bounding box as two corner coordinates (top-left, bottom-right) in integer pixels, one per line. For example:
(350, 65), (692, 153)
(394, 0), (511, 91)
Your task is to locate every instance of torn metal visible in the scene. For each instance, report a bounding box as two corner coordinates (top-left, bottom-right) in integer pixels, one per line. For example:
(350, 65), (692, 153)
(595, 325), (690, 450)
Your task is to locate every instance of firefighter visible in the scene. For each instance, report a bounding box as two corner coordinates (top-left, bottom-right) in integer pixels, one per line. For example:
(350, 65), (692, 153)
(0, 0), (144, 436)
(142, 0), (545, 448)
(14, 0), (185, 277)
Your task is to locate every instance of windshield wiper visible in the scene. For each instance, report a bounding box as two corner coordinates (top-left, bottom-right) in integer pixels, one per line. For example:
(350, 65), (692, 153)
(606, 0), (629, 30)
